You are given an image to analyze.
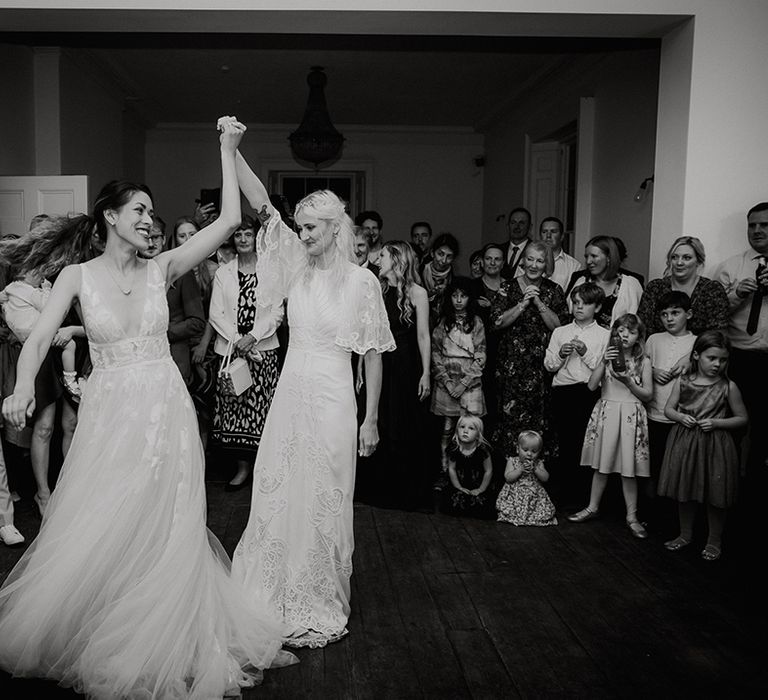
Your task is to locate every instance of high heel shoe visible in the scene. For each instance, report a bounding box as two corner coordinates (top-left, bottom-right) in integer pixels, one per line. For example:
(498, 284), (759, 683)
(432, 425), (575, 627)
(567, 507), (599, 523)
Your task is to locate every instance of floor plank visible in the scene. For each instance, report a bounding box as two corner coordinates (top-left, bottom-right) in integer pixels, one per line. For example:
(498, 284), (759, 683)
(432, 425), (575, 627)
(1, 481), (765, 699)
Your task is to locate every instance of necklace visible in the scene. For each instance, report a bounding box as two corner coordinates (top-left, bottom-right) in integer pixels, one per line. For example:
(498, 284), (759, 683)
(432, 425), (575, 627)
(104, 260), (136, 295)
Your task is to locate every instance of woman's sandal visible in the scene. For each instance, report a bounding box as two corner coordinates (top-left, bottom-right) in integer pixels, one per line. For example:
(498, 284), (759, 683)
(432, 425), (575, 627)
(664, 536), (691, 552)
(626, 518), (648, 539)
(567, 507), (600, 523)
(701, 544), (721, 561)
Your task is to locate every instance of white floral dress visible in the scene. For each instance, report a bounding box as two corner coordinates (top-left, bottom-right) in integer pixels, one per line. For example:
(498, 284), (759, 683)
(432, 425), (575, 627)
(0, 259), (293, 698)
(232, 215), (394, 648)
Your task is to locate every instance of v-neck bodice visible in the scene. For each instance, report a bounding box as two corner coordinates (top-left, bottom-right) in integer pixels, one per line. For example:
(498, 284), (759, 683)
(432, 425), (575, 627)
(79, 259), (170, 369)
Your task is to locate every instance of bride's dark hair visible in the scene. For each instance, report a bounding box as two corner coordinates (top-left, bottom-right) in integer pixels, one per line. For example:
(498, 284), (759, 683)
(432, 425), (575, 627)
(0, 180), (153, 280)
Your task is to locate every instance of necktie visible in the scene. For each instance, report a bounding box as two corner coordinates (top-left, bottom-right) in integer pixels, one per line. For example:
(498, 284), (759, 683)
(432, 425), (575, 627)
(509, 245), (520, 269)
(747, 255), (767, 335)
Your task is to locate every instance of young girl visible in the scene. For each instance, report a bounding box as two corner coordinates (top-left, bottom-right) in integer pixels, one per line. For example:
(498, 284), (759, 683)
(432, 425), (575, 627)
(658, 331), (747, 561)
(2, 269), (82, 399)
(443, 414), (494, 518)
(569, 313), (653, 538)
(431, 276), (486, 471)
(496, 429), (557, 526)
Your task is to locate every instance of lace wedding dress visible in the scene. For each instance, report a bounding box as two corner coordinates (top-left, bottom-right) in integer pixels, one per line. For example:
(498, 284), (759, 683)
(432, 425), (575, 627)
(0, 259), (293, 699)
(231, 215), (394, 648)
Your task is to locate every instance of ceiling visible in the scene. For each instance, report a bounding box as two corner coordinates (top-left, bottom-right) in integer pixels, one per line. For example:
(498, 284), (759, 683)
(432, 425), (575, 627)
(1, 30), (661, 130)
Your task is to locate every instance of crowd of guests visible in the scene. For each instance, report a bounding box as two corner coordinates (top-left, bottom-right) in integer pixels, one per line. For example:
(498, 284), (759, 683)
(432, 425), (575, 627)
(1, 198), (766, 566)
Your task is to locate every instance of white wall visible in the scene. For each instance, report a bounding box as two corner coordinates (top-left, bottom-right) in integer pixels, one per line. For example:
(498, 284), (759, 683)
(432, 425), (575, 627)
(482, 50), (659, 277)
(0, 44), (35, 176)
(146, 125), (485, 272)
(59, 51), (129, 199)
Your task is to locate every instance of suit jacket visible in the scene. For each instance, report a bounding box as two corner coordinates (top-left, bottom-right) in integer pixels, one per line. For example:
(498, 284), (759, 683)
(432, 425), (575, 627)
(166, 270), (205, 383)
(499, 238), (531, 280)
(208, 258), (284, 356)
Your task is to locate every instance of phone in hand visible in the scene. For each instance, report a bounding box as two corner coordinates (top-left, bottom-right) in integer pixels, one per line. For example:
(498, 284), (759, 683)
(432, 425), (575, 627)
(199, 188), (221, 211)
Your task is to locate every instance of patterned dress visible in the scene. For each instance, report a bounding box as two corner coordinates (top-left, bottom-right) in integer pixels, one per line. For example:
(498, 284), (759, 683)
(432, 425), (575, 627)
(581, 358), (650, 477)
(657, 376), (739, 508)
(232, 214), (395, 649)
(431, 315), (486, 417)
(496, 458), (557, 526)
(490, 278), (569, 459)
(212, 270), (279, 453)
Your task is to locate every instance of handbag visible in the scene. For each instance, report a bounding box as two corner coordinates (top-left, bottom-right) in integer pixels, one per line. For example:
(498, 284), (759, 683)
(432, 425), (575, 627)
(218, 336), (253, 397)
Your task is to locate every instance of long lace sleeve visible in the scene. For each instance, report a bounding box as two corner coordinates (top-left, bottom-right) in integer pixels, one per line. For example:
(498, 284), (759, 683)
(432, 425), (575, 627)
(254, 210), (307, 312)
(335, 265), (395, 354)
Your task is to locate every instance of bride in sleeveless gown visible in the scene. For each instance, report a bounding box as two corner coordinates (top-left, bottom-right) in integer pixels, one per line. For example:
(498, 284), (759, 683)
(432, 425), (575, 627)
(230, 155), (394, 648)
(0, 119), (294, 698)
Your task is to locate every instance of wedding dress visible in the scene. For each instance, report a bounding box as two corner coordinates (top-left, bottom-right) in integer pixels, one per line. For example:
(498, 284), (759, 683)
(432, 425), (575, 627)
(0, 259), (294, 699)
(231, 215), (394, 648)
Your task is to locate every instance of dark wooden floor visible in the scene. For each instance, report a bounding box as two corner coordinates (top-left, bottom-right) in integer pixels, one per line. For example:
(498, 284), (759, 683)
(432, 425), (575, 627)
(2, 458), (766, 699)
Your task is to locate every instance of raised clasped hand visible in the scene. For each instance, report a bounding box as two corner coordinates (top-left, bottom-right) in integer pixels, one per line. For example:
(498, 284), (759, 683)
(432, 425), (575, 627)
(216, 116), (246, 151)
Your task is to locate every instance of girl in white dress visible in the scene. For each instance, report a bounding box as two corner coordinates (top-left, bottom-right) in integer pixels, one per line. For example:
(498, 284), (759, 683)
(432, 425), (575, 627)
(230, 152), (395, 649)
(0, 118), (294, 698)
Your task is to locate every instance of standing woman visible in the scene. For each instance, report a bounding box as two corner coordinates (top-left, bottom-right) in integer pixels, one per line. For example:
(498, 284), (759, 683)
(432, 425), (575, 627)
(490, 241), (569, 462)
(209, 216), (283, 490)
(360, 240), (431, 509)
(231, 151), (394, 649)
(567, 236), (643, 329)
(637, 236), (729, 336)
(173, 216), (214, 311)
(0, 119), (293, 697)
(470, 243), (504, 430)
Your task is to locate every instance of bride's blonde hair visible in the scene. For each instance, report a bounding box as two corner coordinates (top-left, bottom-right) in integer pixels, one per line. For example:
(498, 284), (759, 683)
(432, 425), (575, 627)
(294, 190), (356, 266)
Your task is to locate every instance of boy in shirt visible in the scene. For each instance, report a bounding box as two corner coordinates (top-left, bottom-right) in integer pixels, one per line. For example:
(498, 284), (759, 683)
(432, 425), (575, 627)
(644, 290), (696, 530)
(544, 283), (609, 507)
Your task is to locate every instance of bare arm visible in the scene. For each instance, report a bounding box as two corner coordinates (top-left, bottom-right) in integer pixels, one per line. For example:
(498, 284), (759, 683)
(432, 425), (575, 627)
(2, 266), (80, 428)
(503, 458), (523, 484)
(158, 120), (245, 285)
(235, 150), (273, 218)
(474, 454), (493, 494)
(359, 349), (382, 457)
(411, 284), (431, 401)
(663, 378), (697, 427)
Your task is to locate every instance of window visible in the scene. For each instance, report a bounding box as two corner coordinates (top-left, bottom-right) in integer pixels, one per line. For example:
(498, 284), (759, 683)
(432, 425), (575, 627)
(267, 171), (366, 215)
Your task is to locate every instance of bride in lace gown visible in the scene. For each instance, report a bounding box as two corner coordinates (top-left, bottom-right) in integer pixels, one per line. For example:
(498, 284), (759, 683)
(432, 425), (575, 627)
(230, 153), (394, 648)
(0, 119), (294, 698)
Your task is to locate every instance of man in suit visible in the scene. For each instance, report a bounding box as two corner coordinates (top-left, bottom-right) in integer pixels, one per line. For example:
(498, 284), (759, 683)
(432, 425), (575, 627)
(500, 207), (532, 280)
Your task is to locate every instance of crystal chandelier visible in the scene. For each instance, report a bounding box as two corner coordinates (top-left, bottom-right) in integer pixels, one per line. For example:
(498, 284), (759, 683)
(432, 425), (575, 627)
(289, 66), (345, 168)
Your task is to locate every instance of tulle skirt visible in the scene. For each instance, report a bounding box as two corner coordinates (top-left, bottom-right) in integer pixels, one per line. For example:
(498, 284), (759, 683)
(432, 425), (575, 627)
(0, 356), (294, 699)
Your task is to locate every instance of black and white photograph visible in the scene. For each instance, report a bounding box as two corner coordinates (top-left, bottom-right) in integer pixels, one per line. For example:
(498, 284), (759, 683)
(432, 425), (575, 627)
(0, 2), (766, 698)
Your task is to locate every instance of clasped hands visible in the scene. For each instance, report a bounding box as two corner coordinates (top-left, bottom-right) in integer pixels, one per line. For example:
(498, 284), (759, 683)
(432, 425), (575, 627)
(559, 337), (587, 358)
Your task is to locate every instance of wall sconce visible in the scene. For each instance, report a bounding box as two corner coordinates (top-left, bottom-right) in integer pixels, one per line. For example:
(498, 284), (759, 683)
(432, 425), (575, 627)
(633, 176), (654, 202)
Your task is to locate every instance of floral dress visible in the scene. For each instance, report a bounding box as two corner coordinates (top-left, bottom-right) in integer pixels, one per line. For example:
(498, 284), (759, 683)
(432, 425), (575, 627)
(496, 457), (557, 526)
(581, 357), (650, 477)
(490, 278), (568, 460)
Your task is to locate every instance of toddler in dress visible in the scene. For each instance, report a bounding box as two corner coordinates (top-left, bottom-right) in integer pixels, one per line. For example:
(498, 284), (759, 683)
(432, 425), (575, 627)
(442, 414), (494, 518)
(496, 430), (557, 526)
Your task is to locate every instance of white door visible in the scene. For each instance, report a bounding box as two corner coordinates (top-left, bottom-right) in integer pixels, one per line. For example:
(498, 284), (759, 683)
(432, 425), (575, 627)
(526, 141), (566, 236)
(0, 175), (89, 237)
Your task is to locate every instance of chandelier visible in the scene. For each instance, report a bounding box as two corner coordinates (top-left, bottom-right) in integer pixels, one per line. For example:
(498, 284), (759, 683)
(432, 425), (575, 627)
(289, 66), (345, 168)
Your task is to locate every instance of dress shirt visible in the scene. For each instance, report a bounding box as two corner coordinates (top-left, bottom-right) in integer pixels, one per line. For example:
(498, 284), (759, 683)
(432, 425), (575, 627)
(544, 320), (610, 386)
(548, 249), (584, 291)
(714, 249), (768, 351)
(645, 331), (697, 422)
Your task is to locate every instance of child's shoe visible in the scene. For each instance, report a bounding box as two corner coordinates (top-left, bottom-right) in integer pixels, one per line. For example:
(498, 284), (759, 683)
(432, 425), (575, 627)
(62, 371), (82, 402)
(0, 524), (25, 547)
